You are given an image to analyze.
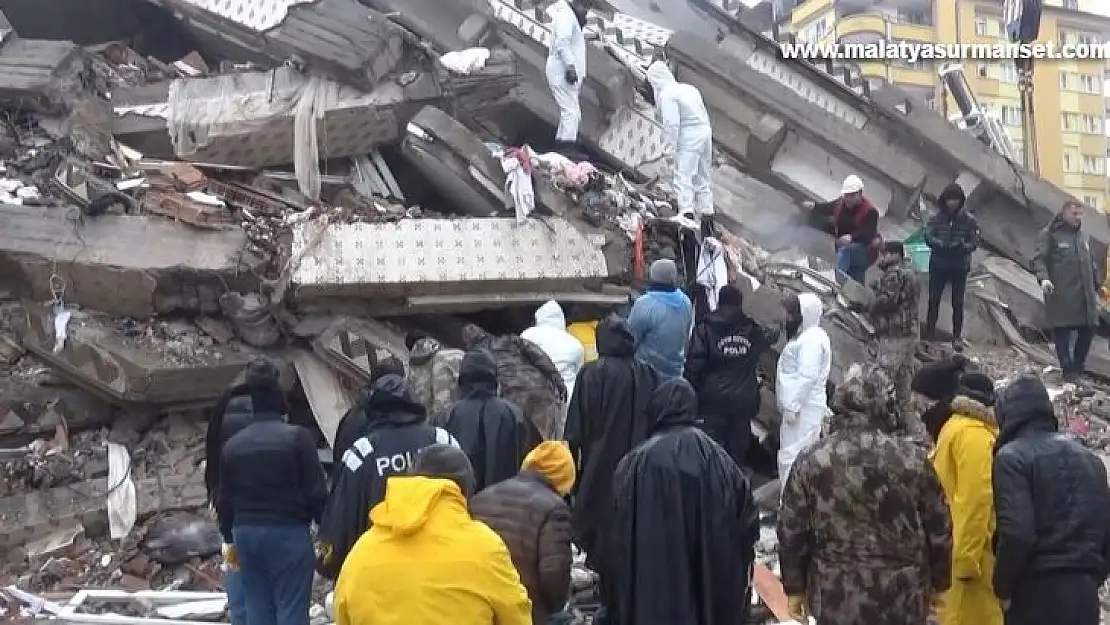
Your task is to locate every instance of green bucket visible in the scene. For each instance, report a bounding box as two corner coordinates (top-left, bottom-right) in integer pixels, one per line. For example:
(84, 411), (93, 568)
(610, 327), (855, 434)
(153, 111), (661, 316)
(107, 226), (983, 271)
(904, 228), (931, 273)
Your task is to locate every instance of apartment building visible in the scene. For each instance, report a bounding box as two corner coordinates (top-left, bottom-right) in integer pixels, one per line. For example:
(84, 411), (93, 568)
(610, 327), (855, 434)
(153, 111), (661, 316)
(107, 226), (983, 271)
(780, 0), (1110, 210)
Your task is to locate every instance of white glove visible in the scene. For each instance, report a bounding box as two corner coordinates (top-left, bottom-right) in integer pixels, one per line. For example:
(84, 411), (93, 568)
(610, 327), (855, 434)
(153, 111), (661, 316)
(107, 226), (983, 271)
(1040, 279), (1055, 295)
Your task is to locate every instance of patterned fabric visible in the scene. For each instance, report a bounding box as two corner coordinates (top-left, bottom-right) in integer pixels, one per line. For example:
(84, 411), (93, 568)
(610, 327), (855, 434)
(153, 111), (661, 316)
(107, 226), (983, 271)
(867, 257), (920, 338)
(871, 336), (921, 436)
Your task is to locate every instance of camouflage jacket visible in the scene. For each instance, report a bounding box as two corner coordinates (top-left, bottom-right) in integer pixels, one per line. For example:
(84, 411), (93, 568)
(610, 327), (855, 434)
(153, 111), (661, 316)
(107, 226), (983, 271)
(408, 338), (464, 424)
(866, 258), (919, 338)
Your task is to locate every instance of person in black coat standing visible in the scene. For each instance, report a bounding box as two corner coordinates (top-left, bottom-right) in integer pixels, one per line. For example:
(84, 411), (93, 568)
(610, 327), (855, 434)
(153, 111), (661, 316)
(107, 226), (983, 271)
(924, 182), (980, 345)
(992, 374), (1110, 625)
(684, 285), (778, 468)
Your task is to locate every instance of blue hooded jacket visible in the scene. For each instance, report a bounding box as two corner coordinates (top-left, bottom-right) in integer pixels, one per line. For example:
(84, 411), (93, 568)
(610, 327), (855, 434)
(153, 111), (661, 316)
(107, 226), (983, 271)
(627, 285), (694, 378)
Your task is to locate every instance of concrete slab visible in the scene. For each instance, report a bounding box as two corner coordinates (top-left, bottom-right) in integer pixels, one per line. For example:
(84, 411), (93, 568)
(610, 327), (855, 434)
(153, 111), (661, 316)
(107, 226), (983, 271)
(0, 206), (260, 318)
(311, 317), (408, 384)
(292, 349), (353, 448)
(0, 37), (90, 115)
(290, 217), (612, 302)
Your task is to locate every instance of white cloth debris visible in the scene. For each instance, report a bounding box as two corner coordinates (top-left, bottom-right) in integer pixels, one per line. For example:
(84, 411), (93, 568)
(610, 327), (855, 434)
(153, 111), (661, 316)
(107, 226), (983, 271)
(696, 237), (729, 311)
(16, 186), (40, 201)
(502, 147), (535, 223)
(185, 191), (225, 206)
(438, 48), (491, 75)
(107, 442), (138, 539)
(51, 307), (72, 354)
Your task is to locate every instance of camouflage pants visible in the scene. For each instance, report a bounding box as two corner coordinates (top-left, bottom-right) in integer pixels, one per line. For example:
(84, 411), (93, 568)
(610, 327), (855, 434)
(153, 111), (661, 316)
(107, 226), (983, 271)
(871, 336), (922, 435)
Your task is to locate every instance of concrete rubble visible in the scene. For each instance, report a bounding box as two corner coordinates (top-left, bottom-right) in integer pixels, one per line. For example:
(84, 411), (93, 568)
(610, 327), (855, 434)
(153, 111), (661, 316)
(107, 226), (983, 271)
(0, 0), (1109, 622)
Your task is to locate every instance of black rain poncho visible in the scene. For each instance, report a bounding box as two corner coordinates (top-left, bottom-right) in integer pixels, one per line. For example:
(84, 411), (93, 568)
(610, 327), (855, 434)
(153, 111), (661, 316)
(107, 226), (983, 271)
(564, 316), (658, 560)
(598, 377), (759, 625)
(444, 349), (540, 492)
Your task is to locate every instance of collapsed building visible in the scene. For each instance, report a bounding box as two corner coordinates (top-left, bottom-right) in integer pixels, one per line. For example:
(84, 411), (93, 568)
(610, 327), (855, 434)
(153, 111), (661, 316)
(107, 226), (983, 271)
(2, 0), (1110, 621)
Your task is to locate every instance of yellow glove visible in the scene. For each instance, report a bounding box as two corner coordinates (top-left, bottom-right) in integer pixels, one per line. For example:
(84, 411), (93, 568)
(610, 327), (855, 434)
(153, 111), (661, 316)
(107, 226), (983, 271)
(222, 543), (238, 571)
(787, 594), (807, 621)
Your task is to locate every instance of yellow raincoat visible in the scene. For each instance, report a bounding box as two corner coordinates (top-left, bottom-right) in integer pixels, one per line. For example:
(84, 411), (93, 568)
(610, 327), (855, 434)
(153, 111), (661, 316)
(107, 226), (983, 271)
(568, 320), (598, 363)
(929, 395), (1003, 625)
(334, 476), (532, 625)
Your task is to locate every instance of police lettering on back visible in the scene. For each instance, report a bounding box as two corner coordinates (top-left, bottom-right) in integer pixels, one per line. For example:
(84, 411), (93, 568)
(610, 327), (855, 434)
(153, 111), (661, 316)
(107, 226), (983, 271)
(375, 451), (416, 476)
(717, 335), (751, 357)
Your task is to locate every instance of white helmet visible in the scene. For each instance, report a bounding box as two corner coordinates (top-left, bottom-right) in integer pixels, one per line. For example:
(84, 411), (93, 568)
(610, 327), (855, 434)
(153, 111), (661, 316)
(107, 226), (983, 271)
(841, 175), (864, 195)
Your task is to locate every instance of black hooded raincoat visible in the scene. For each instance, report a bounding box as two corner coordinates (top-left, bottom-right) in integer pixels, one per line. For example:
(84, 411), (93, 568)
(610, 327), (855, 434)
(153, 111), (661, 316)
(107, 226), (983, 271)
(598, 378), (758, 625)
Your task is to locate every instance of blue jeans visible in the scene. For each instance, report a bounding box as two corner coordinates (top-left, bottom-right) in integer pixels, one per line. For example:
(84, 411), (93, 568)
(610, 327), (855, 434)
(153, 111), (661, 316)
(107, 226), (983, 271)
(225, 569), (248, 625)
(836, 242), (869, 283)
(233, 525), (315, 625)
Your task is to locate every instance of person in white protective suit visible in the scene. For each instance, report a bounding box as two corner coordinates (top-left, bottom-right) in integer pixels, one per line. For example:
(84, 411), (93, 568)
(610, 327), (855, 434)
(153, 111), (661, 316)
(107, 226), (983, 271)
(775, 292), (831, 494)
(645, 60), (715, 222)
(545, 0), (589, 150)
(521, 300), (585, 438)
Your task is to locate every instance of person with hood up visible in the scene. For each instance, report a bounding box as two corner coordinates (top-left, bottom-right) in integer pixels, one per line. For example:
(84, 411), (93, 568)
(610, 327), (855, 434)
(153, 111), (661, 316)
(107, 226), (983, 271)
(775, 292), (831, 490)
(861, 241), (921, 430)
(316, 374), (458, 580)
(1033, 200), (1102, 383)
(462, 324), (567, 440)
(545, 0), (589, 151)
(332, 357), (405, 464)
(991, 374), (1110, 625)
(444, 348), (540, 492)
(217, 366), (326, 625)
(627, 258), (694, 379)
(333, 444), (532, 625)
(521, 300), (584, 438)
(928, 371), (1003, 625)
(685, 284), (779, 467)
(470, 441), (575, 625)
(777, 363), (952, 625)
(924, 183), (980, 346)
(564, 315), (659, 561)
(801, 174), (881, 283)
(406, 331), (464, 423)
(597, 377), (758, 625)
(644, 59), (714, 224)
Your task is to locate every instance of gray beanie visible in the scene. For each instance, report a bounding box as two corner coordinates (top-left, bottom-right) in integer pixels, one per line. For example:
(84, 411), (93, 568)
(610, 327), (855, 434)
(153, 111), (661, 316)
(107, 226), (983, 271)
(412, 443), (476, 497)
(649, 258), (678, 286)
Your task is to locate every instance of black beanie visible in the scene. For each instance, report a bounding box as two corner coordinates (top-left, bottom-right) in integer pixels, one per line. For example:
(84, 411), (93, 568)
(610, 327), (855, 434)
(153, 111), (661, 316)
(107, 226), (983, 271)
(958, 372), (996, 407)
(911, 354), (968, 401)
(244, 356), (286, 415)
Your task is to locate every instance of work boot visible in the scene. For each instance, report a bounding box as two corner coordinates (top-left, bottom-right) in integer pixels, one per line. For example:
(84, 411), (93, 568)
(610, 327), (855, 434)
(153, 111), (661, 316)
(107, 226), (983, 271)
(952, 338), (970, 352)
(1064, 372), (1081, 385)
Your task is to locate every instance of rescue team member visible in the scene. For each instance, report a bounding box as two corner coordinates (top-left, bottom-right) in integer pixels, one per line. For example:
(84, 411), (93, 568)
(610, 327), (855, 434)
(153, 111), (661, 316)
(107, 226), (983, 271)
(924, 182), (979, 347)
(521, 300), (584, 438)
(775, 292), (831, 492)
(801, 174), (880, 283)
(628, 258), (694, 379)
(545, 0), (591, 153)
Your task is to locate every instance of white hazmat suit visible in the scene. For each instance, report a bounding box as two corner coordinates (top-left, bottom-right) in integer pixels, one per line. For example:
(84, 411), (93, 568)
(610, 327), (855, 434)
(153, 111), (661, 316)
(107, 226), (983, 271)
(545, 0), (586, 143)
(646, 60), (714, 219)
(775, 292), (831, 493)
(521, 300), (584, 437)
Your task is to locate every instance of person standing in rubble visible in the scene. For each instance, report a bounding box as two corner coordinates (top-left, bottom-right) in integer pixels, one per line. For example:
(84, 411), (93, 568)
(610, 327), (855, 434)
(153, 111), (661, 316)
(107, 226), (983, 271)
(775, 292), (831, 490)
(545, 0), (590, 152)
(333, 444), (532, 625)
(777, 364), (953, 625)
(564, 315), (659, 561)
(991, 374), (1110, 625)
(521, 300), (584, 438)
(316, 374), (458, 580)
(332, 357), (405, 465)
(644, 59), (715, 226)
(860, 241), (921, 433)
(927, 371), (1003, 625)
(685, 284), (778, 467)
(1033, 200), (1102, 384)
(801, 174), (880, 283)
(444, 349), (540, 492)
(628, 258), (694, 379)
(406, 331), (464, 424)
(598, 377), (758, 625)
(217, 369), (327, 625)
(924, 183), (980, 347)
(470, 441), (575, 625)
(462, 323), (567, 440)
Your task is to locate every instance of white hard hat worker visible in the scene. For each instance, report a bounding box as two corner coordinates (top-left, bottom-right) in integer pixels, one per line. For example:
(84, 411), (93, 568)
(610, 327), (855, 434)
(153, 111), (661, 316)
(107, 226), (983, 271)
(841, 175), (864, 196)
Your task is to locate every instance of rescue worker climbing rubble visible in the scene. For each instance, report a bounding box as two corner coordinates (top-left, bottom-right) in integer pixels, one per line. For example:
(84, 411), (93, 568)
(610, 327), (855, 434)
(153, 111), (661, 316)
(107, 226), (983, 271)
(775, 292), (831, 492)
(406, 331), (464, 424)
(521, 300), (584, 438)
(801, 174), (881, 283)
(777, 363), (952, 625)
(545, 0), (590, 152)
(644, 59), (715, 224)
(861, 240), (921, 434)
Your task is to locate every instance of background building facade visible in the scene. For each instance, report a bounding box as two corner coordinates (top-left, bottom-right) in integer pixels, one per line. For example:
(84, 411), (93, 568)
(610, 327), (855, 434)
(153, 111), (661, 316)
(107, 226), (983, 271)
(779, 0), (1110, 210)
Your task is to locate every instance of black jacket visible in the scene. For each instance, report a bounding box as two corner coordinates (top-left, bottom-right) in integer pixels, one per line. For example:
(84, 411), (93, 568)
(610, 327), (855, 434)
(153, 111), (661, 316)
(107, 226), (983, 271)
(444, 349), (540, 493)
(204, 376), (287, 503)
(217, 413), (327, 542)
(598, 378), (759, 625)
(316, 374), (457, 579)
(564, 317), (659, 560)
(992, 375), (1110, 602)
(685, 306), (776, 417)
(925, 184), (980, 272)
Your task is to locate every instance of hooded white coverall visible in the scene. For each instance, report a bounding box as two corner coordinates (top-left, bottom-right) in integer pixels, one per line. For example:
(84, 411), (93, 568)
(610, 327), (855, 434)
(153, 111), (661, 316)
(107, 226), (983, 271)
(646, 61), (715, 218)
(521, 300), (585, 437)
(775, 292), (831, 493)
(545, 0), (586, 143)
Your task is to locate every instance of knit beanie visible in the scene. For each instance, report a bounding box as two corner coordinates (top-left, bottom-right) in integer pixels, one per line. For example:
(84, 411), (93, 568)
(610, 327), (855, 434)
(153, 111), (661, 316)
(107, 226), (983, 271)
(958, 372), (996, 407)
(244, 356), (286, 415)
(522, 441), (577, 496)
(649, 258), (678, 286)
(911, 354), (968, 401)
